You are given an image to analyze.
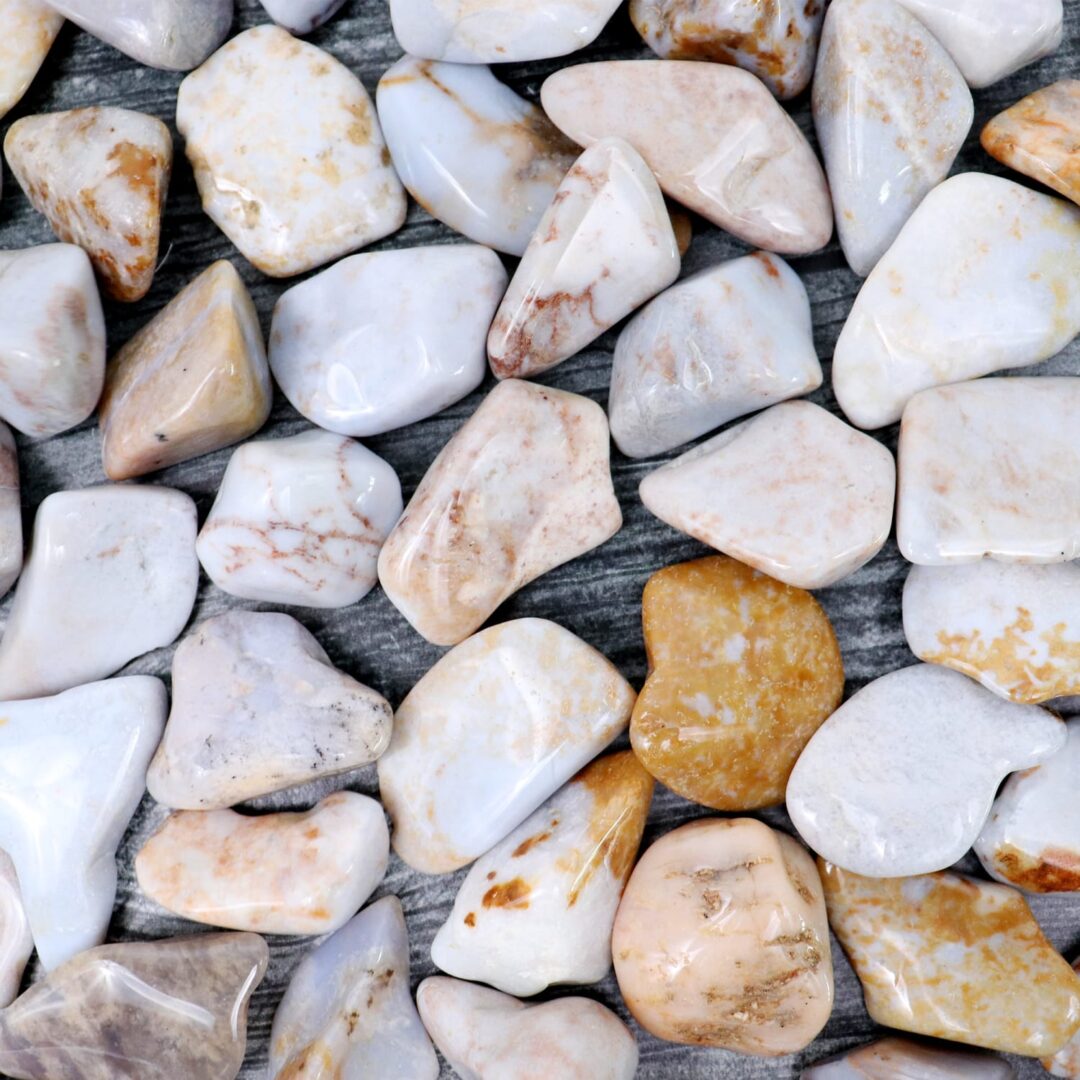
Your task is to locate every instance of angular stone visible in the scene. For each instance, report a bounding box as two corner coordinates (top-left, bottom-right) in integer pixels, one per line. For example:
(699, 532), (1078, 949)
(269, 245), (506, 437)
(541, 60), (833, 254)
(417, 976), (639, 1079)
(269, 896), (437, 1079)
(804, 1037), (1016, 1080)
(488, 138), (679, 380)
(0, 485), (197, 701)
(259, 0), (344, 34)
(813, 0), (972, 277)
(640, 400), (895, 589)
(5, 107), (172, 302)
(0, 677), (166, 969)
(609, 251), (822, 459)
(377, 56), (577, 256)
(98, 261), (270, 479)
(378, 379), (621, 645)
(897, 378), (1080, 564)
(632, 556), (843, 811)
(378, 618), (636, 874)
(0, 852), (31, 1009)
(821, 861), (1080, 1055)
(903, 561), (1080, 704)
(0, 0), (62, 122)
(0, 425), (21, 601)
(178, 26), (405, 277)
(197, 429), (402, 608)
(787, 664), (1065, 877)
(136, 791), (388, 935)
(833, 174), (1080, 429)
(431, 751), (653, 996)
(613, 817), (833, 1054)
(0, 933), (267, 1080)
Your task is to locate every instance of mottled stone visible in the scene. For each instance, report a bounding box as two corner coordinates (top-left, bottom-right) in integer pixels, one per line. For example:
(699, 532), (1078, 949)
(259, 0), (345, 34)
(804, 1037), (1016, 1080)
(0, 852), (31, 1010)
(1048, 959), (1080, 1078)
(0, 425), (21, 601)
(0, 0), (62, 121)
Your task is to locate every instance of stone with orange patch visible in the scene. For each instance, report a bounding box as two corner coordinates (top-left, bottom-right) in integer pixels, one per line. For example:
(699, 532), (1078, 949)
(0, 0), (62, 122)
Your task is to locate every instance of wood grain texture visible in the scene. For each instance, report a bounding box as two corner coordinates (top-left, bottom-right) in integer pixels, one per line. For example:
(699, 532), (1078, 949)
(1, 1), (1078, 1076)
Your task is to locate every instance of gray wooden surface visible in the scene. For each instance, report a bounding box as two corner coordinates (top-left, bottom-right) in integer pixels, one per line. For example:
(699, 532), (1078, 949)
(1, 1), (1078, 1076)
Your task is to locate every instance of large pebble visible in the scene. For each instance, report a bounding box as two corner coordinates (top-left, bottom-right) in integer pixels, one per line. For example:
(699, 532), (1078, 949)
(0, 425), (21, 601)
(0, 853), (31, 1009)
(0, 0), (62, 121)
(804, 1037), (1015, 1080)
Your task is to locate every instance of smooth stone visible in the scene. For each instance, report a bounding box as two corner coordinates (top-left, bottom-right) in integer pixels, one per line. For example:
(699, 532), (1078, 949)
(197, 429), (402, 608)
(0, 485), (197, 700)
(540, 60), (833, 254)
(629, 0), (824, 100)
(640, 400), (895, 589)
(804, 1037), (1016, 1080)
(5, 107), (171, 302)
(136, 791), (389, 935)
(269, 244), (506, 437)
(787, 664), (1065, 878)
(903, 562), (1080, 704)
(417, 976), (638, 1079)
(832, 173), (1080, 429)
(269, 896), (437, 1079)
(897, 378), (1080, 564)
(632, 556), (843, 811)
(0, 425), (21, 600)
(0, 853), (31, 1010)
(378, 379), (621, 645)
(430, 751), (653, 996)
(377, 618), (636, 874)
(821, 862), (1080, 1055)
(0, 933), (267, 1080)
(0, 244), (105, 438)
(0, 0), (62, 121)
(608, 251), (822, 459)
(0, 677), (166, 970)
(613, 817), (833, 1054)
(376, 56), (578, 256)
(148, 611), (393, 810)
(813, 0), (972, 277)
(1048, 959), (1080, 1077)
(178, 26), (405, 277)
(259, 0), (345, 33)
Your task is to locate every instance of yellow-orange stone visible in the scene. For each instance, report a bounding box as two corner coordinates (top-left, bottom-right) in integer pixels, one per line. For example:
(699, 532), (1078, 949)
(631, 556), (843, 809)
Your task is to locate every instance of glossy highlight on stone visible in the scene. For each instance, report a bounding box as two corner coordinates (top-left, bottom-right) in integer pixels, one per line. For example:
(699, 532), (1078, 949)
(0, 0), (62, 122)
(804, 1037), (1016, 1080)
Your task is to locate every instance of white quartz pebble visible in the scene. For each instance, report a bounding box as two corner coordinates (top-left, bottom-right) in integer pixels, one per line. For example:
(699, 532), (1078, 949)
(0, 852), (32, 1009)
(0, 0), (62, 121)
(258, 0), (344, 33)
(0, 424), (21, 601)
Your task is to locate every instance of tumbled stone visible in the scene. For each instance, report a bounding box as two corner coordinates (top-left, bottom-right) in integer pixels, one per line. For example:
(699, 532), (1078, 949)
(418, 976), (638, 1080)
(640, 401), (895, 589)
(541, 60), (833, 254)
(0, 933), (267, 1080)
(787, 664), (1065, 877)
(821, 861), (1080, 1055)
(1048, 960), (1080, 1077)
(804, 1037), (1016, 1080)
(613, 818), (832, 1054)
(136, 791), (388, 935)
(0, 425), (21, 601)
(178, 26), (405, 277)
(259, 0), (344, 34)
(431, 751), (653, 996)
(197, 429), (402, 608)
(0, 852), (32, 1009)
(0, 485), (198, 701)
(378, 379), (621, 645)
(0, 0), (62, 122)
(378, 618), (635, 874)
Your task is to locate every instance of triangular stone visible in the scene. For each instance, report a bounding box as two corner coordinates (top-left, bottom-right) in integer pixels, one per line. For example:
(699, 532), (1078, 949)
(0, 0), (62, 122)
(259, 0), (345, 34)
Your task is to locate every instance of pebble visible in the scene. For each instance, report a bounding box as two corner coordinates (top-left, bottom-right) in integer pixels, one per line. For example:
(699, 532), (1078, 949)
(0, 852), (31, 1009)
(0, 424), (21, 601)
(1048, 960), (1080, 1078)
(259, 0), (345, 34)
(804, 1037), (1016, 1079)
(0, 0), (62, 121)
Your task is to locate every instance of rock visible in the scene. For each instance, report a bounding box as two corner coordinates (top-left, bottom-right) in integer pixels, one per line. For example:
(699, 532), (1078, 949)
(0, 0), (62, 121)
(197, 429), (402, 608)
(613, 817), (833, 1054)
(0, 852), (32, 1009)
(832, 174), (1080, 429)
(803, 1037), (1016, 1079)
(1048, 960), (1080, 1077)
(903, 561), (1080, 704)
(0, 425), (21, 601)
(268, 896), (437, 1079)
(813, 0), (972, 277)
(177, 26), (405, 277)
(787, 664), (1065, 877)
(0, 244), (105, 438)
(0, 933), (267, 1080)
(897, 378), (1080, 564)
(540, 60), (833, 254)
(417, 976), (638, 1079)
(629, 0), (824, 100)
(259, 0), (344, 34)
(0, 485), (198, 701)
(4, 107), (172, 302)
(632, 556), (843, 811)
(488, 138), (679, 381)
(608, 251), (822, 459)
(136, 792), (388, 935)
(377, 618), (635, 874)
(821, 861), (1080, 1055)
(377, 56), (577, 256)
(269, 245), (506, 437)
(0, 677), (166, 970)
(378, 380), (621, 645)
(430, 751), (653, 996)
(640, 400), (895, 589)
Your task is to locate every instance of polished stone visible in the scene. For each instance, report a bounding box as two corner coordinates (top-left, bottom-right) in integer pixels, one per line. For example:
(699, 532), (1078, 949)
(0, 0), (62, 121)
(259, 0), (345, 33)
(804, 1036), (1015, 1080)
(0, 852), (31, 1009)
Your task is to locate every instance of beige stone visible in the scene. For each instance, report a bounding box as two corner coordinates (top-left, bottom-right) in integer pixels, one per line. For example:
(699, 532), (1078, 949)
(0, 0), (62, 122)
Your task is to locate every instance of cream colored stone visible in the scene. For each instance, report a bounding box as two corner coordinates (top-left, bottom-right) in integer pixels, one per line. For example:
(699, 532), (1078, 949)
(0, 0), (62, 122)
